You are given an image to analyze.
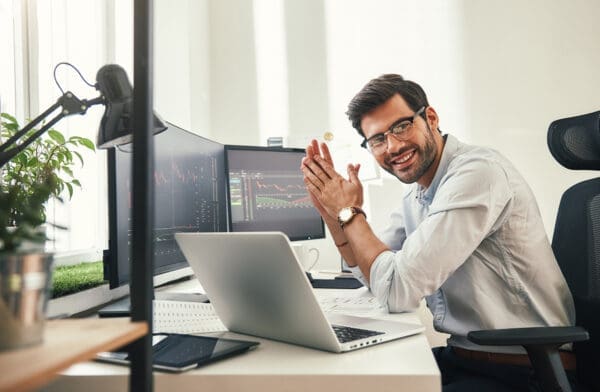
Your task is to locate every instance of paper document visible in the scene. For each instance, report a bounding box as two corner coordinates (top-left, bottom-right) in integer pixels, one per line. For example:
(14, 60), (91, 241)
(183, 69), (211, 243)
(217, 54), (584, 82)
(318, 296), (386, 317)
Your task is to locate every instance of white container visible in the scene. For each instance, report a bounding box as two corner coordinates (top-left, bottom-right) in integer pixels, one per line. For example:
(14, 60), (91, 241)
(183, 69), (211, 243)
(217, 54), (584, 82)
(0, 252), (53, 351)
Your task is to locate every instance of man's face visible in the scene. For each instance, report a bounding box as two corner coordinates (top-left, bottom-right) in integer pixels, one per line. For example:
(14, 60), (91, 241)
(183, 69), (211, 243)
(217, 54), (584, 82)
(361, 94), (441, 186)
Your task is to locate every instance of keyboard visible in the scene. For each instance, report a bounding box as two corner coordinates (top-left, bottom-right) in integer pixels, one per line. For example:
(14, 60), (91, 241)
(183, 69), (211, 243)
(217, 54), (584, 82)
(332, 324), (384, 343)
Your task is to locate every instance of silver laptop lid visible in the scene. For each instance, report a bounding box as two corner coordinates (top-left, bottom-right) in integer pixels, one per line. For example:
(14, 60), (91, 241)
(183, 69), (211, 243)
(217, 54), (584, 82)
(175, 232), (341, 351)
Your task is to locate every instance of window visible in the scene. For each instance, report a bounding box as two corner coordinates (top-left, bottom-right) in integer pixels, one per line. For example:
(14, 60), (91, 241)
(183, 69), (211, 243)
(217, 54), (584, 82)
(1, 0), (133, 262)
(0, 0), (24, 117)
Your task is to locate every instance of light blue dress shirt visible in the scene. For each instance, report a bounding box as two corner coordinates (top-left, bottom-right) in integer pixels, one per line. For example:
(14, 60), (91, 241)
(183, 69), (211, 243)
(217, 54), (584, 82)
(348, 134), (575, 353)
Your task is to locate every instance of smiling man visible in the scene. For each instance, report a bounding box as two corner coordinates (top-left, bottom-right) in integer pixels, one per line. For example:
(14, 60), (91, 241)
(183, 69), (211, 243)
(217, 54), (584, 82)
(301, 74), (575, 391)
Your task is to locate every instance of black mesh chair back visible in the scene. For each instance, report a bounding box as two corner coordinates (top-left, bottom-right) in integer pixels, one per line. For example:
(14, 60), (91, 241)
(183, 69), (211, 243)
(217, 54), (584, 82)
(548, 110), (600, 390)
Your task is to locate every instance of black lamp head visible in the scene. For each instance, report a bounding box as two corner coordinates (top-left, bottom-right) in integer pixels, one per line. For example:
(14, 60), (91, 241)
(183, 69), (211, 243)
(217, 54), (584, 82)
(95, 64), (167, 149)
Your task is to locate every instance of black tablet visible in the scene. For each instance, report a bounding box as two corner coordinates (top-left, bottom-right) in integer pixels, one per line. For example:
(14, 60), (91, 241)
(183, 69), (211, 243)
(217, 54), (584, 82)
(96, 334), (259, 372)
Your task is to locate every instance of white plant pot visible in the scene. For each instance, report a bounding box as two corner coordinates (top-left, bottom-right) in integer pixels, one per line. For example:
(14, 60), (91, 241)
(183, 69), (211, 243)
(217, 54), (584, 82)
(0, 252), (54, 351)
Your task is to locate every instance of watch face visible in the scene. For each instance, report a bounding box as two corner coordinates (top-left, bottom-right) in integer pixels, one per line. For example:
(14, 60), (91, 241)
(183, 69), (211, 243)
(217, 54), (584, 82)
(339, 207), (353, 221)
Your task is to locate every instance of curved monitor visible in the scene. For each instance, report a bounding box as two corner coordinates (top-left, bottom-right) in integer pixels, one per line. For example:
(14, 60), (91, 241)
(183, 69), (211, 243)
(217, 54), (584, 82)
(105, 122), (227, 289)
(224, 145), (324, 241)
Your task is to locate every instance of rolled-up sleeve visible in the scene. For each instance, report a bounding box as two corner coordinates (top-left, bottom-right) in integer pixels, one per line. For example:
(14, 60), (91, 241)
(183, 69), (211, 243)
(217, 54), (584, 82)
(343, 260), (369, 287)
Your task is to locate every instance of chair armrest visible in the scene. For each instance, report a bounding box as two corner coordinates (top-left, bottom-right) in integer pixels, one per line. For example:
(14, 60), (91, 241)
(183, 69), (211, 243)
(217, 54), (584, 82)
(468, 326), (588, 346)
(468, 326), (588, 392)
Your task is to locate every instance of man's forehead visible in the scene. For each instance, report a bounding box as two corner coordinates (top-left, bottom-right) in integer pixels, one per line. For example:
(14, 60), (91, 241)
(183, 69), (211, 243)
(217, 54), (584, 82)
(361, 94), (414, 136)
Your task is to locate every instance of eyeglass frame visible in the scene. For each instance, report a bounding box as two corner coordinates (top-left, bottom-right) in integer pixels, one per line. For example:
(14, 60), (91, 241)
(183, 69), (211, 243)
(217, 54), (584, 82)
(360, 106), (426, 153)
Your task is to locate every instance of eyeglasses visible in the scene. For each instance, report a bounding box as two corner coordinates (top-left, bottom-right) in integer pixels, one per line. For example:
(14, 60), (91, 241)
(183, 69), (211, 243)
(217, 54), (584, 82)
(361, 106), (425, 154)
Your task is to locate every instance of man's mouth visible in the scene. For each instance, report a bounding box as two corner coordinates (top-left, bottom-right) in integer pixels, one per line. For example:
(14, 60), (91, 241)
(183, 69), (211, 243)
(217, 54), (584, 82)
(389, 149), (416, 170)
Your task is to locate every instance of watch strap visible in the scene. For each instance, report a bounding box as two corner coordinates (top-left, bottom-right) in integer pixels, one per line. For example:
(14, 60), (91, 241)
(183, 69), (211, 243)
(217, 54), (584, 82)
(338, 206), (366, 229)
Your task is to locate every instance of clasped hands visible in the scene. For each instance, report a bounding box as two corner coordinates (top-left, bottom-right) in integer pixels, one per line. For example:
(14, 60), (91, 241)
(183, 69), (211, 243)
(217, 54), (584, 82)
(301, 139), (363, 222)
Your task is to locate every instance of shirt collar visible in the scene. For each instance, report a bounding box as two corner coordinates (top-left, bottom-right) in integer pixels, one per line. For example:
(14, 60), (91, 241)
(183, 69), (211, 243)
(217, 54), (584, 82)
(415, 134), (458, 204)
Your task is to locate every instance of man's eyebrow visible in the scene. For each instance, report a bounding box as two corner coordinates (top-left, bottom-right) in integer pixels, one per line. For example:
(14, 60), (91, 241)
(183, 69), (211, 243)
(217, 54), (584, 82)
(379, 114), (414, 134)
(367, 113), (416, 140)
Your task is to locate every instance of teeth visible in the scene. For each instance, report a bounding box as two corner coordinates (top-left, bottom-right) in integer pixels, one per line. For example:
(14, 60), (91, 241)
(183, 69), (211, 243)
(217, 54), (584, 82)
(395, 151), (414, 164)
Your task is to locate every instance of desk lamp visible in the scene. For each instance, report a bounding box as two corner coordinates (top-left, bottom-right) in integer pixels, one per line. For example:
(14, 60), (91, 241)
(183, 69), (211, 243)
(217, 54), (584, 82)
(0, 64), (165, 167)
(0, 62), (164, 391)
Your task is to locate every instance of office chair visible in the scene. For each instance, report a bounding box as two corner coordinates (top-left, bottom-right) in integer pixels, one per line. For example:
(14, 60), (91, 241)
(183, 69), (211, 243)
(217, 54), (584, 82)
(467, 111), (600, 392)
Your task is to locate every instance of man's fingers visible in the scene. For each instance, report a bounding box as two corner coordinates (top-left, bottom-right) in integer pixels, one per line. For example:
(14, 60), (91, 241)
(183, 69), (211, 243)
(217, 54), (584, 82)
(320, 142), (334, 165)
(347, 163), (361, 185)
(311, 139), (321, 157)
(301, 164), (325, 187)
(313, 155), (339, 179)
(305, 144), (313, 156)
(303, 179), (320, 195)
(303, 157), (333, 180)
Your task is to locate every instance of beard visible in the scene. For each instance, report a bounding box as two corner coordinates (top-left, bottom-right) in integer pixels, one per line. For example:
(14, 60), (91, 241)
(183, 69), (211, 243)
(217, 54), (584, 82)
(381, 126), (438, 184)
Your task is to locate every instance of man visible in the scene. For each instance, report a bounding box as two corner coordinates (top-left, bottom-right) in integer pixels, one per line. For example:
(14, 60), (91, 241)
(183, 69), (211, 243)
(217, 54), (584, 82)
(301, 74), (574, 391)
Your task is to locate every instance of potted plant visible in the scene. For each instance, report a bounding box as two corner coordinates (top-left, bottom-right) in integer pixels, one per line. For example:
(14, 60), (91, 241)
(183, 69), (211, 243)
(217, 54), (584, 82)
(0, 111), (95, 350)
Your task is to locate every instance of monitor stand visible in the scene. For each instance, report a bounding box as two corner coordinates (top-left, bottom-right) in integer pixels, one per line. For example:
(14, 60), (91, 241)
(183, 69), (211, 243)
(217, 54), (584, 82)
(98, 292), (209, 318)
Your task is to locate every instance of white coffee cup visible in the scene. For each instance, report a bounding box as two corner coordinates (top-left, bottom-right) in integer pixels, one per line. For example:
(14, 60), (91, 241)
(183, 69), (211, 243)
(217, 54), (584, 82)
(291, 243), (320, 271)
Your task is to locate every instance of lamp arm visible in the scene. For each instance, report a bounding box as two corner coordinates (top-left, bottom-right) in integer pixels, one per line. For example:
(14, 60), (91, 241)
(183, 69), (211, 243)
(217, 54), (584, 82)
(0, 92), (104, 168)
(0, 101), (62, 154)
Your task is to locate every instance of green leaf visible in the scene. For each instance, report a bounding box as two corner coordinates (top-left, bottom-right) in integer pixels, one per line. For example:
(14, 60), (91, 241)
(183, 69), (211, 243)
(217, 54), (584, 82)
(73, 151), (84, 166)
(27, 157), (39, 167)
(1, 112), (18, 123)
(64, 149), (73, 162)
(2, 122), (18, 132)
(78, 138), (95, 151)
(16, 152), (27, 165)
(66, 182), (73, 198)
(0, 113), (19, 132)
(63, 167), (74, 178)
(48, 130), (66, 144)
(71, 179), (81, 187)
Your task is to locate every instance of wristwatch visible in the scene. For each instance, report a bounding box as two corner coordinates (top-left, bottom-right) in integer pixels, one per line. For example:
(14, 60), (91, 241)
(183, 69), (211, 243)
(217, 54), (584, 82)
(337, 206), (366, 229)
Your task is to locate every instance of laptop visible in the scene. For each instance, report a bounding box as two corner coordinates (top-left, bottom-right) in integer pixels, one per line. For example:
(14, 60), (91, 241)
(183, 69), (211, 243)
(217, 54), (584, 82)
(175, 232), (424, 353)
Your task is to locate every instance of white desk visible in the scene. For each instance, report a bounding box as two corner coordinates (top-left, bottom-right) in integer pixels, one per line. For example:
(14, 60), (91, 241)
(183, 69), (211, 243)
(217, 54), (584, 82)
(45, 282), (441, 392)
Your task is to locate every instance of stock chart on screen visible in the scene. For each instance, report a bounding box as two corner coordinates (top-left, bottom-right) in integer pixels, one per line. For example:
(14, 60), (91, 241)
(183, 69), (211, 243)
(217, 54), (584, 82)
(225, 146), (324, 241)
(107, 123), (226, 287)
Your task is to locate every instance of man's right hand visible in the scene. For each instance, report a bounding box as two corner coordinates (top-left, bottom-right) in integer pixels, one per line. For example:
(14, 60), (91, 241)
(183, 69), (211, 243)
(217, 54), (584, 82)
(301, 140), (362, 223)
(302, 140), (336, 221)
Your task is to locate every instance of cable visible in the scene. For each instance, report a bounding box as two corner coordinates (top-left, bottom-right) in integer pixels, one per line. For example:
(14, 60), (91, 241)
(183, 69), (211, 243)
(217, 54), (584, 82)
(116, 144), (133, 153)
(53, 62), (96, 95)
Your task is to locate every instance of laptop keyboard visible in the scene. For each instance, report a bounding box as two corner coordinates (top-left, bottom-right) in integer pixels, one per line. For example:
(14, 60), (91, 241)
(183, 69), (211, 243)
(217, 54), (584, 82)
(332, 324), (384, 343)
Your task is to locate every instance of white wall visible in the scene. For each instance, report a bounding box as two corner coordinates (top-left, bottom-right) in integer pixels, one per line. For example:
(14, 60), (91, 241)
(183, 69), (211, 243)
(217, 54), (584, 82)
(148, 0), (600, 268)
(4, 0), (595, 260)
(456, 0), (600, 235)
(156, 0), (600, 246)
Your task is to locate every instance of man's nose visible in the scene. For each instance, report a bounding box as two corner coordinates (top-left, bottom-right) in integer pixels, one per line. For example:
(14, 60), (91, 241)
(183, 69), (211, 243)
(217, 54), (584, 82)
(385, 133), (405, 152)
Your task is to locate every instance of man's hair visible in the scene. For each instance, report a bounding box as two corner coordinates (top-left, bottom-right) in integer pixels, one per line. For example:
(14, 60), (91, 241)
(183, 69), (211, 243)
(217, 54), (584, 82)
(346, 74), (430, 137)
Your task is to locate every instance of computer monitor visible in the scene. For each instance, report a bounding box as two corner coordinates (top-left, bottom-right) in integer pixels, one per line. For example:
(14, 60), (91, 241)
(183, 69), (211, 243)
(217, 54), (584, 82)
(224, 145), (325, 241)
(104, 122), (227, 289)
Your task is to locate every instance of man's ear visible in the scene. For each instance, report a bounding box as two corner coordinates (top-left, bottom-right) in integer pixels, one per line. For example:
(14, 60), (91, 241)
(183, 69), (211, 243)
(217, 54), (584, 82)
(425, 106), (439, 131)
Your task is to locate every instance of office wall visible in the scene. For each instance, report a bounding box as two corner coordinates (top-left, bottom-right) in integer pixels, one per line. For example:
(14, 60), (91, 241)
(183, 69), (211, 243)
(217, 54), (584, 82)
(154, 1), (600, 270)
(457, 1), (600, 237)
